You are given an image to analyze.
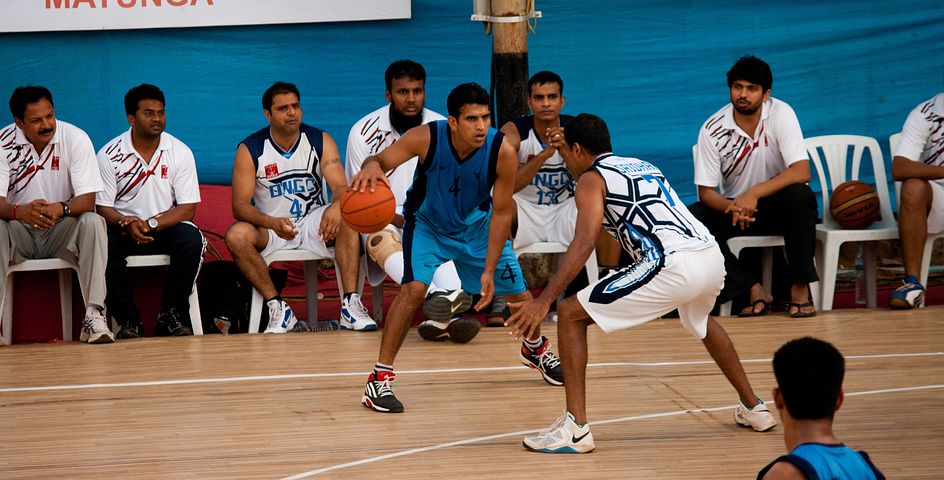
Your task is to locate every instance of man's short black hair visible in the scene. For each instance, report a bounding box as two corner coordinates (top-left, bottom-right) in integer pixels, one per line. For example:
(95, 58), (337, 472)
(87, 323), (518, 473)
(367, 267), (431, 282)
(385, 60), (427, 91)
(124, 84), (165, 116)
(527, 70), (563, 96)
(262, 82), (300, 112)
(564, 113), (612, 156)
(773, 337), (845, 420)
(9, 86), (53, 121)
(726, 55), (773, 92)
(446, 83), (490, 118)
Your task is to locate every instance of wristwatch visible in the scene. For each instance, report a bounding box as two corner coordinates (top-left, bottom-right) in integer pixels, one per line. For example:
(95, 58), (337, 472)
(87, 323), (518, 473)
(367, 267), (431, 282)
(60, 202), (70, 216)
(147, 218), (159, 232)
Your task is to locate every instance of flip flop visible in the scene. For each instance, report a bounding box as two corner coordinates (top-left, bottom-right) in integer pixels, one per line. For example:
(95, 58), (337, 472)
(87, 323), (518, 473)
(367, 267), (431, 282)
(787, 301), (817, 318)
(739, 299), (771, 317)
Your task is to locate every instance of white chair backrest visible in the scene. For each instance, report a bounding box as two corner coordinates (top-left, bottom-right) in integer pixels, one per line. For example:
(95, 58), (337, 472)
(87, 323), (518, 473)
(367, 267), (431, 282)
(891, 132), (902, 203)
(806, 134), (895, 230)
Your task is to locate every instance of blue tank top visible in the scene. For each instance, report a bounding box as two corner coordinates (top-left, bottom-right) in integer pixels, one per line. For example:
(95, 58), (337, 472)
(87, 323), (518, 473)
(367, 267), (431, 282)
(756, 443), (885, 480)
(403, 120), (502, 235)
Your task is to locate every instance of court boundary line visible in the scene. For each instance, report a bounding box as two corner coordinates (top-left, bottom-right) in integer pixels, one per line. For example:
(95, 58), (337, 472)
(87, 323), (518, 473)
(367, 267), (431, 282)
(0, 351), (940, 393)
(280, 384), (944, 479)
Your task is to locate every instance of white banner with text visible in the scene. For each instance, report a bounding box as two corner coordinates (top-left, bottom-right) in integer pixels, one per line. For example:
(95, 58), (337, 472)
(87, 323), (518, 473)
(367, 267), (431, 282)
(2, 0), (411, 32)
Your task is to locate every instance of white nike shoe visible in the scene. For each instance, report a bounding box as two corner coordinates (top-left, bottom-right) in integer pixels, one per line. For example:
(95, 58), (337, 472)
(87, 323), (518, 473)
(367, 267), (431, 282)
(523, 412), (595, 454)
(735, 400), (778, 432)
(422, 288), (472, 322)
(264, 300), (298, 334)
(340, 293), (378, 331)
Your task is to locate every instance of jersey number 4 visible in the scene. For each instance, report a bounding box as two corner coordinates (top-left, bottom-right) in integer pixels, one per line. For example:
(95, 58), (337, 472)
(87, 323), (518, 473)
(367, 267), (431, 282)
(449, 177), (461, 196)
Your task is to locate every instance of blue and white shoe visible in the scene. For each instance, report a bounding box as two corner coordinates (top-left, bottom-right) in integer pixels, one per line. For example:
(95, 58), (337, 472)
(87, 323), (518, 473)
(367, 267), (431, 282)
(264, 299), (298, 334)
(340, 293), (378, 331)
(523, 412), (595, 454)
(888, 275), (925, 309)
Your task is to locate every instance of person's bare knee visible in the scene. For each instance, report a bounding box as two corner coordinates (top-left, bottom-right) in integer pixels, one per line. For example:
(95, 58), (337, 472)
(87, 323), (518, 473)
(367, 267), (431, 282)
(900, 178), (931, 211)
(558, 297), (592, 327)
(225, 222), (261, 254)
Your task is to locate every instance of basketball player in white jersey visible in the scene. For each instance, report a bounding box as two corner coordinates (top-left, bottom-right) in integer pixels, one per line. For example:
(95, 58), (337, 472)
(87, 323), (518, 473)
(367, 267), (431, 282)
(226, 82), (372, 333)
(508, 114), (776, 453)
(0, 85), (113, 344)
(499, 71), (620, 326)
(346, 60), (477, 342)
(96, 84), (205, 339)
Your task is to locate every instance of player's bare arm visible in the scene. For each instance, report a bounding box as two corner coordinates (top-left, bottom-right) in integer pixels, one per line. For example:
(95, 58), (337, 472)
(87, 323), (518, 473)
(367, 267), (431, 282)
(892, 155), (944, 181)
(231, 143), (296, 240)
(351, 123), (431, 192)
(475, 141), (519, 311)
(319, 132), (346, 242)
(506, 171), (605, 340)
(501, 120), (556, 193)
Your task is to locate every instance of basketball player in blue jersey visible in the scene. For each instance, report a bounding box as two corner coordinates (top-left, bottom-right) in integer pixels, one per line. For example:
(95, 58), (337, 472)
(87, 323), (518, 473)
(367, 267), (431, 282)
(509, 114), (776, 453)
(350, 83), (564, 413)
(757, 337), (885, 480)
(226, 82), (373, 333)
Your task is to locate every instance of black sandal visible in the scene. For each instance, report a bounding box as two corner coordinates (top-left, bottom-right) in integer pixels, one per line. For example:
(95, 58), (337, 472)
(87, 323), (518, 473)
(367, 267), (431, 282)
(787, 301), (817, 318)
(739, 299), (771, 317)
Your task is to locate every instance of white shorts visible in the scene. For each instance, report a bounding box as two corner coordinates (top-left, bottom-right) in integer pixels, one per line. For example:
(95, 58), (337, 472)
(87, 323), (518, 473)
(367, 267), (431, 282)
(512, 197), (578, 249)
(260, 204), (334, 258)
(928, 181), (944, 234)
(576, 245), (724, 339)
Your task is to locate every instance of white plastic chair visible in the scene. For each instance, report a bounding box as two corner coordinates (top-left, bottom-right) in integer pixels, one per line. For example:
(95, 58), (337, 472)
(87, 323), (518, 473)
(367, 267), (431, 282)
(247, 249), (355, 334)
(515, 241), (599, 284)
(1, 259), (79, 345)
(807, 135), (898, 310)
(124, 254), (203, 334)
(890, 132), (943, 305)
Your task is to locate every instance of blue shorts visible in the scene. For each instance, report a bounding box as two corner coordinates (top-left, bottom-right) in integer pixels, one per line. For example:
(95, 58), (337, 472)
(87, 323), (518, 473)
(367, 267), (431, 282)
(402, 215), (526, 295)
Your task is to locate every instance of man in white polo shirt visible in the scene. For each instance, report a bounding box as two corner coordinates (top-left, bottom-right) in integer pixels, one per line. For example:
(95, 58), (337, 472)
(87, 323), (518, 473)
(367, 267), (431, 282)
(888, 92), (944, 309)
(226, 81), (372, 333)
(346, 59), (478, 342)
(96, 84), (205, 339)
(690, 56), (819, 318)
(0, 85), (113, 344)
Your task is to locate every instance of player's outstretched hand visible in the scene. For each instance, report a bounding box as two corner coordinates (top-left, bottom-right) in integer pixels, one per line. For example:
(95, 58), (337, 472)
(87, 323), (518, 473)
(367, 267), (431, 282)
(349, 157), (391, 193)
(506, 298), (551, 341)
(475, 273), (495, 312)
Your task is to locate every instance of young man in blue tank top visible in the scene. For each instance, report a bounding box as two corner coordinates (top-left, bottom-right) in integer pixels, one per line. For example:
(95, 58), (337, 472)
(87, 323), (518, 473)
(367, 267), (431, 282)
(350, 83), (564, 413)
(508, 114), (776, 453)
(757, 337), (885, 479)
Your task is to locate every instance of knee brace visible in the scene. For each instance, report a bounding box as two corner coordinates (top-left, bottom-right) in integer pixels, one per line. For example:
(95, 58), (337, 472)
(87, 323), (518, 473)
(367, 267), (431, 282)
(366, 229), (402, 266)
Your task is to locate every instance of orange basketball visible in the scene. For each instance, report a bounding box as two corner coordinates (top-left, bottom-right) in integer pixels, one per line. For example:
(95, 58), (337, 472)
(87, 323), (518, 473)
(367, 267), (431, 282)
(829, 180), (880, 229)
(340, 183), (396, 234)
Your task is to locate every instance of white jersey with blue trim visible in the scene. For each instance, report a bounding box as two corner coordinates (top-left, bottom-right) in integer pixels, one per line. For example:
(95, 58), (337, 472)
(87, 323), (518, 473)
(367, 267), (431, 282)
(241, 124), (327, 222)
(511, 114), (575, 206)
(590, 153), (714, 264)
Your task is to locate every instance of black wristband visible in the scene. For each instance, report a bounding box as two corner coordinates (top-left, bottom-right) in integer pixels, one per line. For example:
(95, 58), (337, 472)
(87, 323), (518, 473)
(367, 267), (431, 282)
(60, 201), (70, 216)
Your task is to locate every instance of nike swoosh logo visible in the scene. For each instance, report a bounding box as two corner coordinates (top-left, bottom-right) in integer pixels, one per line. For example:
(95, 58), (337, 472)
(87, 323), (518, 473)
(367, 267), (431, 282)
(451, 303), (463, 313)
(571, 431), (590, 443)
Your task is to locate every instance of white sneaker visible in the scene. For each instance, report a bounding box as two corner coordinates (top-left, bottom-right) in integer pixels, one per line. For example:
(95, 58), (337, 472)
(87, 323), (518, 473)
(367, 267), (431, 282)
(340, 293), (377, 331)
(523, 412), (595, 454)
(264, 300), (298, 334)
(735, 400), (778, 432)
(79, 308), (115, 344)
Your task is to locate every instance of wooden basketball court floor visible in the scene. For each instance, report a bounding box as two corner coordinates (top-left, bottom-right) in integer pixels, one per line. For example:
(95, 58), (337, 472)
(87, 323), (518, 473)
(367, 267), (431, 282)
(1, 307), (941, 479)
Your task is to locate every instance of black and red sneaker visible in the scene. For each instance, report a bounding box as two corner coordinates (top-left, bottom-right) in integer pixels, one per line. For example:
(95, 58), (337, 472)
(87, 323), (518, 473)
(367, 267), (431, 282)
(520, 337), (565, 386)
(362, 371), (405, 413)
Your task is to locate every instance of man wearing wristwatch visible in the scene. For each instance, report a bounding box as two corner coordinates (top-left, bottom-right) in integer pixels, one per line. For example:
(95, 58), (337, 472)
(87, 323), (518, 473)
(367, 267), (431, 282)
(95, 84), (204, 339)
(0, 85), (114, 344)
